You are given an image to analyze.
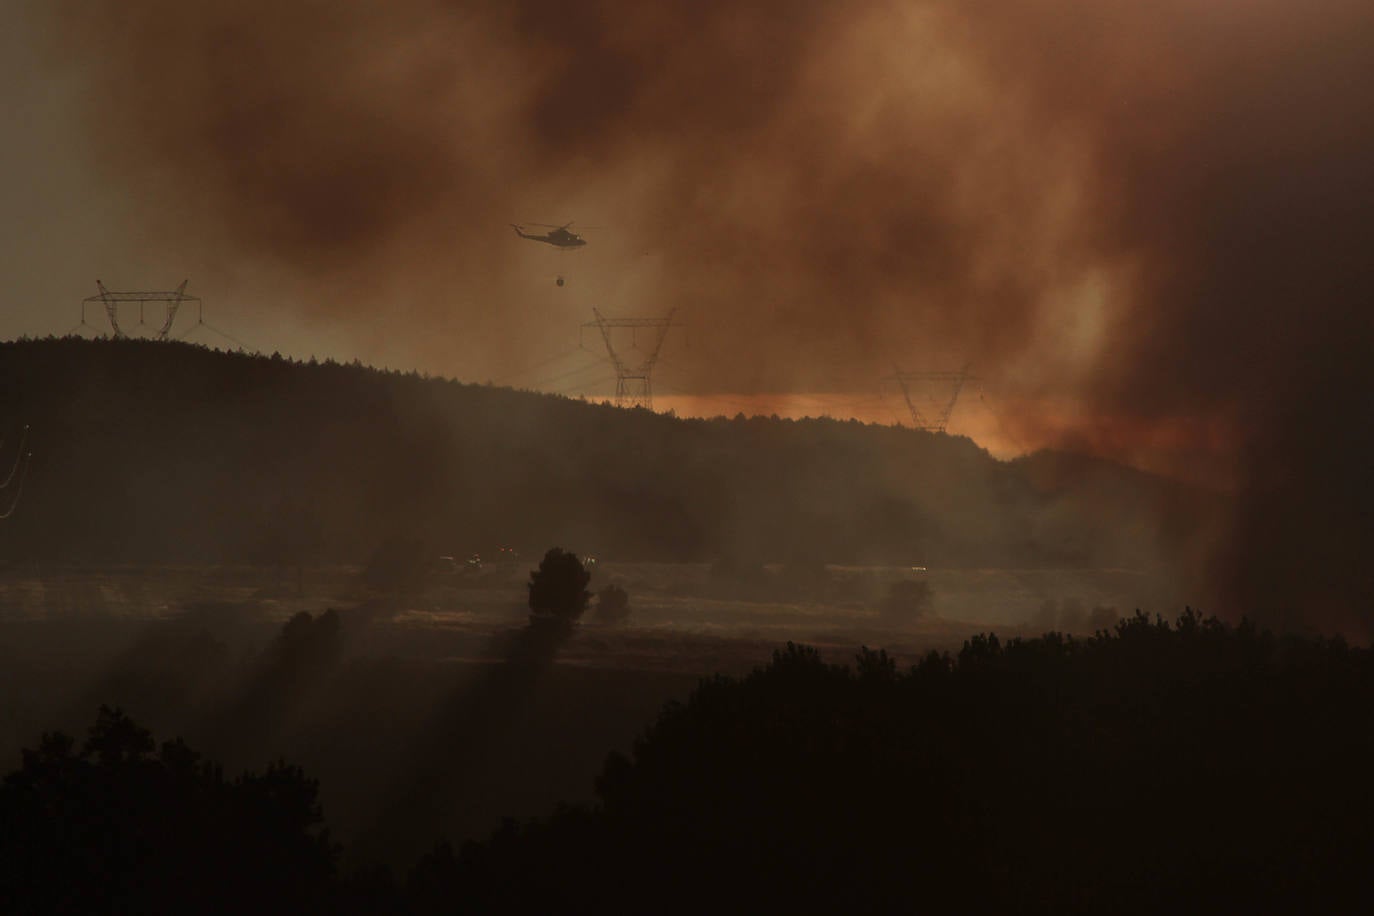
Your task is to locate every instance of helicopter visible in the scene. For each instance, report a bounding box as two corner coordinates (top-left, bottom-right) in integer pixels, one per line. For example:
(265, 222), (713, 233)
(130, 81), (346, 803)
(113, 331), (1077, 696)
(510, 222), (588, 249)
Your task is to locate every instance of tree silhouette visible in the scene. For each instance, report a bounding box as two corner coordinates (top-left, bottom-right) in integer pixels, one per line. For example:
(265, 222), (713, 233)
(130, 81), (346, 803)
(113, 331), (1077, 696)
(433, 613), (1374, 914)
(0, 707), (338, 914)
(8, 615), (1374, 915)
(277, 608), (342, 668)
(527, 548), (592, 621)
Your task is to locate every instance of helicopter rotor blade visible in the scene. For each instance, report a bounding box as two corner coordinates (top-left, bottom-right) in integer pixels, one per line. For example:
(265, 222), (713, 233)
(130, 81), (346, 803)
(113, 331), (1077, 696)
(522, 221), (605, 230)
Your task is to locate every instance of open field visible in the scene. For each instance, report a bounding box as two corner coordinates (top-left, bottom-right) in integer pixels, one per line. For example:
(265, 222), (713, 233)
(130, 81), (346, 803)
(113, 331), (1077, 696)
(0, 559), (1180, 651)
(0, 560), (1179, 859)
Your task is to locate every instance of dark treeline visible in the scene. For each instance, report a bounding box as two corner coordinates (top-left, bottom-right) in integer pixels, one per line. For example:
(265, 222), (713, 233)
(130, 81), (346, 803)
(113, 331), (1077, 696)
(438, 612), (1374, 914)
(0, 337), (1213, 570)
(0, 706), (338, 915)
(5, 612), (1372, 914)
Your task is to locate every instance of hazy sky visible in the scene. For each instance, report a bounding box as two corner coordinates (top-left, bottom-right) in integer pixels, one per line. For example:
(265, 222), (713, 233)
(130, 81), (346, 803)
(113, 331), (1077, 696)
(4, 1), (1372, 487)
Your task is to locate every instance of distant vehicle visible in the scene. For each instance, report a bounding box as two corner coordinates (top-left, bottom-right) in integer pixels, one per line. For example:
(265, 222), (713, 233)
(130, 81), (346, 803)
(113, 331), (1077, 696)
(510, 222), (587, 249)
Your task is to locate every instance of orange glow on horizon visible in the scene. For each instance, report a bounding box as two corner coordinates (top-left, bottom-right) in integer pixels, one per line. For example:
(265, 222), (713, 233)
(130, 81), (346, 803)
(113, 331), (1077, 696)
(646, 392), (1235, 488)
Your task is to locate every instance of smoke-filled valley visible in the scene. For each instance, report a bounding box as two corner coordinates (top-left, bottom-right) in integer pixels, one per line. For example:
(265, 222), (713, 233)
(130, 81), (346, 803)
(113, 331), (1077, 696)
(5, 0), (1374, 909)
(1, 336), (1369, 912)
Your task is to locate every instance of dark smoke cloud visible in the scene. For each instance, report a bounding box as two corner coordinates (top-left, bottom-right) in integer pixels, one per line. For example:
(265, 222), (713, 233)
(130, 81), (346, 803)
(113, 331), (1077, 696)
(42, 0), (1090, 388)
(42, 1), (1374, 631)
(943, 0), (1374, 626)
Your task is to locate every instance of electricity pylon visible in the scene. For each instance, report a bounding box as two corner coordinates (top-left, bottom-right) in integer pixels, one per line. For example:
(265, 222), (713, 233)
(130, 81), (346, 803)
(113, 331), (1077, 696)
(886, 364), (975, 433)
(581, 308), (681, 409)
(81, 280), (200, 339)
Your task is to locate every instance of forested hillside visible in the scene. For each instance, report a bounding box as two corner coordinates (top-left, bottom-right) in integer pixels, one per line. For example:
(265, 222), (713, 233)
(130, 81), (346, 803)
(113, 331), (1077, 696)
(0, 338), (1215, 569)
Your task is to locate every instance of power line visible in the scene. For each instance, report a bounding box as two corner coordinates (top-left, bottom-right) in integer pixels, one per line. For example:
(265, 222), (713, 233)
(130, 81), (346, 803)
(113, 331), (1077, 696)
(486, 348), (589, 387)
(82, 280), (199, 340)
(0, 426), (30, 489)
(885, 364), (976, 432)
(581, 308), (682, 410)
(181, 321), (254, 353)
(522, 360), (611, 391)
(0, 425), (32, 521)
(548, 375), (618, 396)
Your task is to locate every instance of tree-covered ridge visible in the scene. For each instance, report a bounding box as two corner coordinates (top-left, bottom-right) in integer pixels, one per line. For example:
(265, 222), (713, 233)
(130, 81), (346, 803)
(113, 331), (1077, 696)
(0, 337), (1213, 570)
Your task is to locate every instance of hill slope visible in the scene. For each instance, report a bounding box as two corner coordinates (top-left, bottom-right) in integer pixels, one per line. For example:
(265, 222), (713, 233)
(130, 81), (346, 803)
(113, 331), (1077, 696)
(0, 338), (1215, 571)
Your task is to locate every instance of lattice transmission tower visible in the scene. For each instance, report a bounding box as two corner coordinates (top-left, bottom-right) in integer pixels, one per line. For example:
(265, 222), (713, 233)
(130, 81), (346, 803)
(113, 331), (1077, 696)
(581, 308), (681, 409)
(886, 364), (976, 433)
(81, 280), (200, 339)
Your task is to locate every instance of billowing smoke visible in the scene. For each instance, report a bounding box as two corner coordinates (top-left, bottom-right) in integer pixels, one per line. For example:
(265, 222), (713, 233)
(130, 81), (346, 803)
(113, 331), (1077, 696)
(38, 0), (1111, 390)
(39, 1), (1374, 631)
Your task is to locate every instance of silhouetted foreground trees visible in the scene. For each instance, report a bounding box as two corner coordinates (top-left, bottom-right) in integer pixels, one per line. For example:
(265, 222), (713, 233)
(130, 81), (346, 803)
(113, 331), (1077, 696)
(0, 707), (337, 915)
(6, 613), (1374, 914)
(440, 611), (1374, 914)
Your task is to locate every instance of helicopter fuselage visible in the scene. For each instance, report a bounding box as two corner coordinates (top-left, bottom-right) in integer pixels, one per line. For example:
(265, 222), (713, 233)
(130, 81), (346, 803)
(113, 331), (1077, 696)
(512, 225), (587, 248)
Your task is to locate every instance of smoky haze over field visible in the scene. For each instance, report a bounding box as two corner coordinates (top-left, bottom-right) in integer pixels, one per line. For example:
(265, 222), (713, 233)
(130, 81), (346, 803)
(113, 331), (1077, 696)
(20, 1), (1374, 630)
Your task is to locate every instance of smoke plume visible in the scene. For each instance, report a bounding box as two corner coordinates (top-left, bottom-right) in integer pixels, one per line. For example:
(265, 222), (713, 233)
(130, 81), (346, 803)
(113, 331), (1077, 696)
(40, 0), (1374, 631)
